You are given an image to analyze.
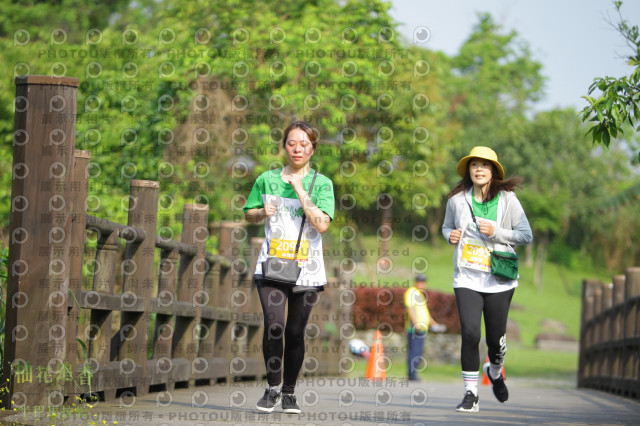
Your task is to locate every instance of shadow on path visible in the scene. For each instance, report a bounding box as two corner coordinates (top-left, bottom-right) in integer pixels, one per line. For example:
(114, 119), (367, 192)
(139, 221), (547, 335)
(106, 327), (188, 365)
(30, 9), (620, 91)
(2, 377), (639, 425)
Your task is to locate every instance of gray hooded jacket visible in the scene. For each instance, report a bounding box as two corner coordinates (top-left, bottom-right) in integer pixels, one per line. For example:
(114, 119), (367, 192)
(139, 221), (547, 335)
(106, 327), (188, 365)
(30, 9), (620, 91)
(442, 188), (533, 292)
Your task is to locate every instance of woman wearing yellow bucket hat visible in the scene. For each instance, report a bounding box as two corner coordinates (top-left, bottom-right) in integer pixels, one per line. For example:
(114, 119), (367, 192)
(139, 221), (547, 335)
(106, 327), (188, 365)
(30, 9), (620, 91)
(442, 146), (532, 412)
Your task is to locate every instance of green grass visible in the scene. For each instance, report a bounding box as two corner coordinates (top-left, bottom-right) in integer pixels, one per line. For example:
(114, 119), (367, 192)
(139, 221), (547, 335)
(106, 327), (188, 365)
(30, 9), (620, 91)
(506, 344), (577, 379)
(347, 357), (460, 382)
(350, 233), (610, 346)
(345, 232), (608, 379)
(347, 344), (577, 382)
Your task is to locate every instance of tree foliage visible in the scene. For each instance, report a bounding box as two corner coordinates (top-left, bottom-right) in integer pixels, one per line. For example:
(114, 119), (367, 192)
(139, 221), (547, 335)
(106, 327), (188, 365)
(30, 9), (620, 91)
(0, 1), (638, 273)
(581, 1), (640, 161)
(0, 0), (454, 242)
(449, 13), (544, 149)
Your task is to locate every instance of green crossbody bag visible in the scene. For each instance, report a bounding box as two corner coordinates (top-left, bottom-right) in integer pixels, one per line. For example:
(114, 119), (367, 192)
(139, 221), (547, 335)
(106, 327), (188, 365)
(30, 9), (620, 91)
(466, 198), (519, 280)
(489, 250), (519, 280)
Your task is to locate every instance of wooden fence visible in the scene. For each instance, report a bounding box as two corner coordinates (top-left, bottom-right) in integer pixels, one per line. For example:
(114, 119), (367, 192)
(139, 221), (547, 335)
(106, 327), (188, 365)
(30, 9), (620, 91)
(578, 267), (640, 399)
(3, 75), (349, 408)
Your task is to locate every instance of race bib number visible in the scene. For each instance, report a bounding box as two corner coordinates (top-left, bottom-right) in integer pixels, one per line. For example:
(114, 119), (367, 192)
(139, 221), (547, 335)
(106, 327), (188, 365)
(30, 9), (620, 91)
(269, 238), (309, 260)
(460, 238), (491, 272)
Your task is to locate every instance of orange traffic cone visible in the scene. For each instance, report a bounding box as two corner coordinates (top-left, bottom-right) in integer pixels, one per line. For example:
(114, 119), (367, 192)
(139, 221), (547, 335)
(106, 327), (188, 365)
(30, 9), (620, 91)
(482, 356), (506, 385)
(365, 330), (386, 380)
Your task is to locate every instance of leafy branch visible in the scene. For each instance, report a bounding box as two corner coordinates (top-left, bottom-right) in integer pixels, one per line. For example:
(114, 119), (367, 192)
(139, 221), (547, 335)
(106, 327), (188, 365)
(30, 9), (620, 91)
(581, 1), (640, 160)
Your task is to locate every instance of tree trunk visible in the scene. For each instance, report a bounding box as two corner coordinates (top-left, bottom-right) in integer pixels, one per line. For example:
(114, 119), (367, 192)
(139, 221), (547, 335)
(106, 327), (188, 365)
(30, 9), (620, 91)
(533, 234), (548, 291)
(378, 194), (392, 271)
(524, 243), (534, 268)
(428, 202), (447, 246)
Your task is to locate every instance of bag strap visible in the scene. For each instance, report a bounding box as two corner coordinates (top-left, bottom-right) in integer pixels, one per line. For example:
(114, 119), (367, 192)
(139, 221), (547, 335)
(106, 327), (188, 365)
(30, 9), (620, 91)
(465, 191), (512, 252)
(293, 171), (318, 259)
(465, 194), (490, 248)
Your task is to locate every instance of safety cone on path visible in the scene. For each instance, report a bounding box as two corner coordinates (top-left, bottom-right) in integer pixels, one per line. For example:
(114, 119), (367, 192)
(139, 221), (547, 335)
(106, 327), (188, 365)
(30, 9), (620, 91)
(365, 330), (386, 380)
(482, 356), (506, 385)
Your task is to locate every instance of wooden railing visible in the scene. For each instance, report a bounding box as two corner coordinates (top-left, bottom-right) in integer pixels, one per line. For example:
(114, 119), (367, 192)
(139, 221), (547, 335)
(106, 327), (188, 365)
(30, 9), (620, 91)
(3, 75), (349, 408)
(578, 267), (640, 399)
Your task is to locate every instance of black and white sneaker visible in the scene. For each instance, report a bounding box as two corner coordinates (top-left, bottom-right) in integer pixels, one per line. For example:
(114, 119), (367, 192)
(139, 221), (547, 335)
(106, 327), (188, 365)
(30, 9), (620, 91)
(483, 362), (509, 402)
(281, 393), (301, 414)
(456, 391), (479, 412)
(256, 388), (281, 413)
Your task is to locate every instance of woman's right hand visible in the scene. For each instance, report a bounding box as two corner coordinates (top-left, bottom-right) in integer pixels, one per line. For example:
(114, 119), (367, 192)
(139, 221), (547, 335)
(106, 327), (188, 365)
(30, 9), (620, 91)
(449, 228), (462, 244)
(264, 201), (277, 217)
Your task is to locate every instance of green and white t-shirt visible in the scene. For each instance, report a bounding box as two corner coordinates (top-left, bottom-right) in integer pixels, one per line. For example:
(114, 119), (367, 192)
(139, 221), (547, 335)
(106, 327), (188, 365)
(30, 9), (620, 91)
(456, 191), (517, 292)
(243, 168), (335, 288)
(459, 192), (500, 274)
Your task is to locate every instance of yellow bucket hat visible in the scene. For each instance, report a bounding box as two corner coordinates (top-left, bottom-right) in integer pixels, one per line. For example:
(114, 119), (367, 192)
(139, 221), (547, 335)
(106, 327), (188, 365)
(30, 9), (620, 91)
(456, 146), (504, 180)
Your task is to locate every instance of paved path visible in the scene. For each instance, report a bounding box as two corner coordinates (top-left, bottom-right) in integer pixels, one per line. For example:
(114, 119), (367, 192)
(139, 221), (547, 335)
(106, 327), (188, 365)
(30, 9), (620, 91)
(2, 377), (639, 425)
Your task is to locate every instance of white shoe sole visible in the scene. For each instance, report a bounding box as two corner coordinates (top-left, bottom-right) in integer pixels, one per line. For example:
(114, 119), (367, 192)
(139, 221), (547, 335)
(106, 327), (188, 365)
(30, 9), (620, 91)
(283, 408), (301, 414)
(456, 403), (479, 412)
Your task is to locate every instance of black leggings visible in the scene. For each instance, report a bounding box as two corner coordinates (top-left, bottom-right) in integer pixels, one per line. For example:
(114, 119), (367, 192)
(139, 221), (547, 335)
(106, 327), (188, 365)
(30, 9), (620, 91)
(257, 279), (319, 394)
(454, 287), (514, 371)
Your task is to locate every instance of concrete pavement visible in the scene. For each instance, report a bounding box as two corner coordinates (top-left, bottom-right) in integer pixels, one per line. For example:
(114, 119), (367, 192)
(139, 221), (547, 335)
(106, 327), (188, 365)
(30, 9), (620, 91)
(1, 376), (639, 425)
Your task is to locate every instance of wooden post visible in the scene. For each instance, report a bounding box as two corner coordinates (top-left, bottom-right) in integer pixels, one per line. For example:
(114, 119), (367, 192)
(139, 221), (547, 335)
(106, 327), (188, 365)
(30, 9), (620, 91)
(249, 237), (264, 315)
(378, 194), (392, 271)
(624, 268), (640, 338)
(66, 150), (90, 397)
(196, 255), (219, 384)
(89, 230), (118, 401)
(172, 204), (209, 385)
(238, 232), (254, 318)
(153, 247), (179, 390)
(217, 222), (240, 307)
(602, 283), (613, 311)
(611, 274), (626, 388)
(613, 275), (626, 341)
(4, 76), (79, 408)
(578, 279), (601, 388)
(622, 268), (640, 397)
(214, 222), (239, 374)
(336, 266), (354, 375)
(237, 236), (263, 378)
(117, 180), (159, 396)
(602, 283), (613, 379)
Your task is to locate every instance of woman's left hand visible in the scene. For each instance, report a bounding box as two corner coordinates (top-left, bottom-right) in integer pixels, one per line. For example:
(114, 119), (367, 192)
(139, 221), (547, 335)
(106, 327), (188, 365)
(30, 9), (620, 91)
(286, 173), (304, 192)
(478, 219), (494, 237)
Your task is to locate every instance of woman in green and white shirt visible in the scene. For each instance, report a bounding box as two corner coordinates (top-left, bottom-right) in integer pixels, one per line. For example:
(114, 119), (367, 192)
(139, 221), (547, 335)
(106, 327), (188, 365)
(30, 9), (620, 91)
(443, 146), (532, 412)
(244, 121), (334, 414)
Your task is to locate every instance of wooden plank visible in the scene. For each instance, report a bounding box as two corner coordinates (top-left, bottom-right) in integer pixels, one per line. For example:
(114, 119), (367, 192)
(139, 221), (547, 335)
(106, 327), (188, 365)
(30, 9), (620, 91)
(151, 299), (197, 317)
(200, 307), (233, 322)
(193, 357), (228, 382)
(78, 291), (145, 312)
(146, 358), (190, 386)
(86, 215), (145, 243)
